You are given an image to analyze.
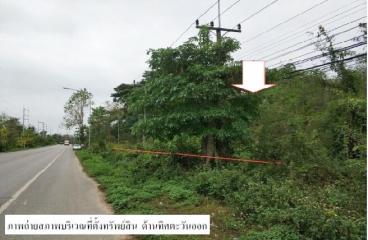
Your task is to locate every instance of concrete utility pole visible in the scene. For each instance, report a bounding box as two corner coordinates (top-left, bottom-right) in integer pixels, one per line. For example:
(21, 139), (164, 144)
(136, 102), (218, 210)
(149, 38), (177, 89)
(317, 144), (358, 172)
(38, 121), (45, 135)
(196, 0), (241, 43)
(195, 0), (242, 161)
(89, 97), (92, 148)
(117, 120), (120, 144)
(217, 0), (221, 32)
(22, 107), (29, 148)
(22, 107), (29, 134)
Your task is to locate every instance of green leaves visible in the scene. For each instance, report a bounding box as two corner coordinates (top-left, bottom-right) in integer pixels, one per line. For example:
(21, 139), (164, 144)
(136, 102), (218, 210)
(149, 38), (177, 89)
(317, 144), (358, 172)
(127, 30), (257, 156)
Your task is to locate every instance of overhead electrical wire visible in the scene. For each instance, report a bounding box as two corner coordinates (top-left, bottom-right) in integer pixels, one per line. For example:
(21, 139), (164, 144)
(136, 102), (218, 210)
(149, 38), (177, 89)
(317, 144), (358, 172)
(292, 53), (366, 72)
(223, 0), (281, 37)
(283, 42), (366, 67)
(264, 24), (364, 63)
(256, 17), (366, 61)
(345, 61), (366, 69)
(211, 0), (242, 22)
(247, 0), (365, 54)
(238, 0), (281, 25)
(278, 53), (366, 80)
(269, 34), (366, 68)
(243, 0), (365, 57)
(241, 0), (330, 44)
(319, 58), (366, 71)
(141, 1), (220, 83)
(264, 23), (363, 61)
(169, 0), (218, 47)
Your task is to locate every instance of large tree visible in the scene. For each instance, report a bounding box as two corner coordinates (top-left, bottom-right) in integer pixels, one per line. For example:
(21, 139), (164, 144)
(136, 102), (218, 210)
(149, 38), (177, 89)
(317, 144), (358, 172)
(128, 29), (259, 158)
(63, 88), (92, 144)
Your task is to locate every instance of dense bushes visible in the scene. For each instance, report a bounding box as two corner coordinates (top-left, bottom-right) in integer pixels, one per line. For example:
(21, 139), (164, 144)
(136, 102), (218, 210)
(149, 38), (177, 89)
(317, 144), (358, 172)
(78, 29), (366, 239)
(78, 146), (366, 239)
(77, 67), (366, 239)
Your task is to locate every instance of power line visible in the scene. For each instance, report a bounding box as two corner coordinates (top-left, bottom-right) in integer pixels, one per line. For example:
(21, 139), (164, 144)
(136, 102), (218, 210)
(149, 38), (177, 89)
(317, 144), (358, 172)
(278, 53), (366, 79)
(239, 0), (280, 25)
(345, 61), (366, 69)
(169, 1), (218, 47)
(196, 0), (242, 43)
(243, 0), (365, 57)
(260, 16), (366, 61)
(269, 34), (366, 68)
(223, 0), (281, 37)
(265, 26), (363, 63)
(241, 0), (330, 44)
(258, 21), (365, 62)
(247, 0), (365, 54)
(292, 53), (367, 72)
(285, 42), (366, 67)
(212, 0), (241, 22)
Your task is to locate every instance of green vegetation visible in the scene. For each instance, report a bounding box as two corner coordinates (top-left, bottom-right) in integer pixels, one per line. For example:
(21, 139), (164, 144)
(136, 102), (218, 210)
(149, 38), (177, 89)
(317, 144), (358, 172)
(77, 27), (366, 239)
(63, 88), (92, 144)
(0, 113), (61, 152)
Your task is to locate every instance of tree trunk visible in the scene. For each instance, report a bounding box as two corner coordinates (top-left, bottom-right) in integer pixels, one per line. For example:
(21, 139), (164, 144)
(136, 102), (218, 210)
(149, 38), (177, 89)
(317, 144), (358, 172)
(205, 134), (216, 165)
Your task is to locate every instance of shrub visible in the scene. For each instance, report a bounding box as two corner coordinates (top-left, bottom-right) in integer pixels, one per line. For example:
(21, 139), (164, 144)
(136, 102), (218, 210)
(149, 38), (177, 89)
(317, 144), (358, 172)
(241, 225), (300, 240)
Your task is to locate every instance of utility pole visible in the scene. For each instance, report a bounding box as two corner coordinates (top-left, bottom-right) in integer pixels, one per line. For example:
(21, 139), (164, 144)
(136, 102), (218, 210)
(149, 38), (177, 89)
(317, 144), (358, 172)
(117, 112), (123, 145)
(89, 98), (91, 148)
(143, 80), (147, 145)
(195, 0), (241, 161)
(196, 0), (241, 43)
(117, 119), (120, 144)
(217, 0), (221, 38)
(22, 107), (29, 148)
(22, 107), (29, 133)
(38, 121), (45, 134)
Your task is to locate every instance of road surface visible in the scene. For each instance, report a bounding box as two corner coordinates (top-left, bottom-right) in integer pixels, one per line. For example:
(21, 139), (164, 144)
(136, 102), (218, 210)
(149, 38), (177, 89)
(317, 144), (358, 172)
(0, 145), (125, 240)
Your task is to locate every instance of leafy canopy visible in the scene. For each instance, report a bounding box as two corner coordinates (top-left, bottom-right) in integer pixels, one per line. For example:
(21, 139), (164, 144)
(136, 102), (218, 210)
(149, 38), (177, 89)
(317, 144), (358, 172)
(128, 29), (260, 154)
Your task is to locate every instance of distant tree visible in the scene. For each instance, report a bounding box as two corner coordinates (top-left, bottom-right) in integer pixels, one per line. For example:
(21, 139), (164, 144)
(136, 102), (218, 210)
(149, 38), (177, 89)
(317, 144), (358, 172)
(89, 106), (111, 150)
(0, 126), (8, 151)
(111, 84), (142, 143)
(63, 88), (92, 144)
(111, 83), (140, 105)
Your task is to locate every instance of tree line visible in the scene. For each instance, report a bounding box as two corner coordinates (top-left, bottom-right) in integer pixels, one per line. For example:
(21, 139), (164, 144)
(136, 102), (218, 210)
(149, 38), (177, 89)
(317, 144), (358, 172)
(76, 26), (366, 165)
(70, 24), (366, 239)
(0, 113), (64, 152)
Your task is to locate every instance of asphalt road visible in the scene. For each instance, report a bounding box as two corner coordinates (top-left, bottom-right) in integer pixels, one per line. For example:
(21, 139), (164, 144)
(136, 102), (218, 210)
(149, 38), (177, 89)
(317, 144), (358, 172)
(0, 145), (125, 240)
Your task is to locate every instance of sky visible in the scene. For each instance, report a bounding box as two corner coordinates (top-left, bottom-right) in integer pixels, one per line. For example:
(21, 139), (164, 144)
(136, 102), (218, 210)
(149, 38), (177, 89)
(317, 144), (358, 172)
(0, 0), (365, 135)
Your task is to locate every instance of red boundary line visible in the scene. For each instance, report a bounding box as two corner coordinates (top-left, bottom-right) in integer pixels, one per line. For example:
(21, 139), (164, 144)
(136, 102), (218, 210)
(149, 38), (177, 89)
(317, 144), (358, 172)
(112, 147), (282, 165)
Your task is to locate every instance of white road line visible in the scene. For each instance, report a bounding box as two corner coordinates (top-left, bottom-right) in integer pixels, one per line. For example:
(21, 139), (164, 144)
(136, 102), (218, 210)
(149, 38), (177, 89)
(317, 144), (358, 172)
(0, 149), (65, 214)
